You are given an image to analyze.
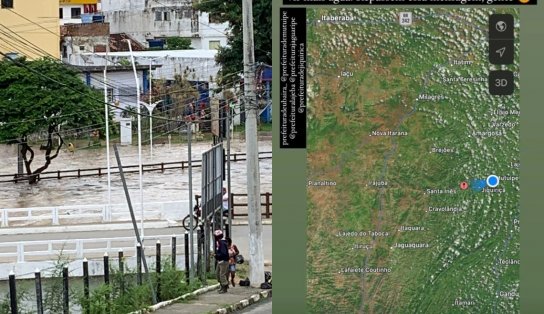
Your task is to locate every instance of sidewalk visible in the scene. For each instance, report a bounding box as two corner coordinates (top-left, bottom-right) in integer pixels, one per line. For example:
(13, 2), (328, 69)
(153, 285), (272, 314)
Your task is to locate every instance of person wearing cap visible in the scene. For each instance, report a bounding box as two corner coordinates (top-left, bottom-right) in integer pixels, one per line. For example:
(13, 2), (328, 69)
(214, 229), (230, 293)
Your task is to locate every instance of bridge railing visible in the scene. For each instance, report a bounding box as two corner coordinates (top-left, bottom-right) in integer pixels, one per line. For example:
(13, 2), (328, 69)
(195, 192), (273, 218)
(0, 201), (189, 228)
(1, 192), (272, 229)
(0, 234), (195, 264)
(0, 151), (272, 183)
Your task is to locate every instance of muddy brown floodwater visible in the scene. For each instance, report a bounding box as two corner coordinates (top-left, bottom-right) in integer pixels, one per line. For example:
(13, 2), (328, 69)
(0, 139), (272, 208)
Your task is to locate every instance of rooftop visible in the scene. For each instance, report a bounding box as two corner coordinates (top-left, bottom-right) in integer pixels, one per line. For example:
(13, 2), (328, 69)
(73, 64), (162, 73)
(91, 49), (218, 59)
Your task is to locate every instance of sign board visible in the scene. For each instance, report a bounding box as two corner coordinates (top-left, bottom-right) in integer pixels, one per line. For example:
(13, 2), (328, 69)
(201, 143), (224, 221)
(399, 12), (413, 26)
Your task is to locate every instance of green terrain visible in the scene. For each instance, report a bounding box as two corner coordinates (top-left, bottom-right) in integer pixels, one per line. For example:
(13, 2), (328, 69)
(306, 8), (519, 314)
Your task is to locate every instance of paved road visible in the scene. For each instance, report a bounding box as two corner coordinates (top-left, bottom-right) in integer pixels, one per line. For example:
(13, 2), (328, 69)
(238, 298), (272, 314)
(1, 225), (272, 262)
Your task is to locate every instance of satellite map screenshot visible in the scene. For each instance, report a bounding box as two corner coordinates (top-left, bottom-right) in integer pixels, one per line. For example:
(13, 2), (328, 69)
(305, 8), (519, 313)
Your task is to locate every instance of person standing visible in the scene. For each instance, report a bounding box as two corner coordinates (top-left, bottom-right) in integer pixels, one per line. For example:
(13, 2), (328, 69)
(214, 229), (229, 293)
(222, 187), (229, 216)
(226, 237), (239, 287)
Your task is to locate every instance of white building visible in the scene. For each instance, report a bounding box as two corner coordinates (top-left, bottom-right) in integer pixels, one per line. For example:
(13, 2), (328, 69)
(76, 64), (155, 120)
(100, 0), (228, 50)
(75, 50), (220, 83)
(70, 50), (220, 122)
(59, 0), (101, 25)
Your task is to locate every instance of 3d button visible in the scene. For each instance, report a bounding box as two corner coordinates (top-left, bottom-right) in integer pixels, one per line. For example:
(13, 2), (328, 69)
(489, 71), (514, 96)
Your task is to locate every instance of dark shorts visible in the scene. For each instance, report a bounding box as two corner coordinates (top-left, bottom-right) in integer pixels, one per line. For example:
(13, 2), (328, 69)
(229, 264), (236, 272)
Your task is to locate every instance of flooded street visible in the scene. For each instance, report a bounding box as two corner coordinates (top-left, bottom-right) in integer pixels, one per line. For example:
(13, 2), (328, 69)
(0, 139), (272, 209)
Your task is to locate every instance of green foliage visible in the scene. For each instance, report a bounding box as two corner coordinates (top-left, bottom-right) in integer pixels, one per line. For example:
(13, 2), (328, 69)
(77, 264), (154, 313)
(0, 295), (8, 314)
(0, 57), (115, 180)
(0, 57), (106, 142)
(76, 257), (202, 314)
(118, 58), (131, 67)
(165, 37), (193, 50)
(193, 0), (271, 85)
(0, 289), (32, 314)
(43, 250), (74, 313)
(158, 259), (185, 300)
(152, 74), (199, 119)
(84, 284), (116, 314)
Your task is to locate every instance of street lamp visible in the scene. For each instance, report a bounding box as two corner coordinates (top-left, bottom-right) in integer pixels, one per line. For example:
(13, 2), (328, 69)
(140, 100), (163, 157)
(143, 57), (164, 157)
(125, 39), (145, 241)
(103, 49), (111, 207)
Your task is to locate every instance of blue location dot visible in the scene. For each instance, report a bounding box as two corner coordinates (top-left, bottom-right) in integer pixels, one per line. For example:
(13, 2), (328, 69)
(486, 175), (500, 188)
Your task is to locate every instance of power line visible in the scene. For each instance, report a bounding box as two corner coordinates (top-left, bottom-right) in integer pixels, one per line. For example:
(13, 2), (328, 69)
(0, 67), (246, 134)
(1, 55), (260, 144)
(0, 24), (62, 61)
(0, 19), (264, 124)
(4, 8), (129, 68)
(1, 8), (263, 95)
(0, 24), (250, 112)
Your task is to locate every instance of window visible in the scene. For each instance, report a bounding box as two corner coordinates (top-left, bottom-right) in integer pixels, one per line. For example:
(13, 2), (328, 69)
(83, 4), (96, 14)
(79, 46), (85, 51)
(209, 40), (220, 50)
(59, 8), (63, 19)
(71, 8), (81, 19)
(155, 11), (162, 21)
(1, 0), (13, 9)
(163, 11), (170, 21)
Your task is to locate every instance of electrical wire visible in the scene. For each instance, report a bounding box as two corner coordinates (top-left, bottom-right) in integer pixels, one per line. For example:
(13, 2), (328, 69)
(0, 31), (251, 112)
(1, 9), (265, 99)
(0, 18), (264, 127)
(0, 55), (261, 145)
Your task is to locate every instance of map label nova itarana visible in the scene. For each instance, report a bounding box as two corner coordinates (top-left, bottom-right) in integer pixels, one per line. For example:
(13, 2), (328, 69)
(303, 7), (520, 314)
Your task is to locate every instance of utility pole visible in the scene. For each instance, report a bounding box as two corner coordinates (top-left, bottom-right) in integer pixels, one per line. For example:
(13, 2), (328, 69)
(127, 39), (144, 240)
(243, 0), (264, 287)
(103, 47), (111, 206)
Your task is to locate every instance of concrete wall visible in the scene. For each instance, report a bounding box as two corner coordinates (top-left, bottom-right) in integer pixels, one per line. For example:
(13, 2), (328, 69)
(100, 0), (228, 49)
(0, 0), (60, 59)
(71, 52), (220, 82)
(151, 56), (219, 82)
(100, 0), (146, 11)
(79, 70), (145, 119)
(64, 35), (108, 60)
(1, 254), (195, 279)
(60, 4), (84, 25)
(61, 23), (109, 62)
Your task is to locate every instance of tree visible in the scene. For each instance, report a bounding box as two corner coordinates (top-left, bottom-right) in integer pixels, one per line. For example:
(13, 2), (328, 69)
(165, 37), (193, 50)
(149, 70), (200, 132)
(0, 57), (109, 184)
(193, 0), (271, 86)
